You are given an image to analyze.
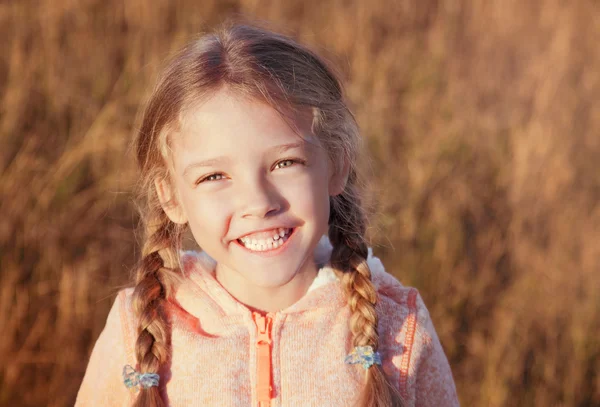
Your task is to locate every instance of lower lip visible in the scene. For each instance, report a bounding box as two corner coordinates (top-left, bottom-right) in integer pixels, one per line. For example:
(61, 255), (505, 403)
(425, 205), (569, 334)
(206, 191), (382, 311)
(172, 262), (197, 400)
(234, 228), (296, 257)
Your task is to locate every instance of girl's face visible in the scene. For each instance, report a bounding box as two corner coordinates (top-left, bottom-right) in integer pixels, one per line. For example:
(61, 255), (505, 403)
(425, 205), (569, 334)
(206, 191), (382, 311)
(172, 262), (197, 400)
(158, 88), (346, 310)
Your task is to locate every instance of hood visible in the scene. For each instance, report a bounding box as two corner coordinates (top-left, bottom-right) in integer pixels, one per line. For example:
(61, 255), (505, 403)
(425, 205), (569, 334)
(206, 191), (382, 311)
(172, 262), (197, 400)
(174, 235), (406, 320)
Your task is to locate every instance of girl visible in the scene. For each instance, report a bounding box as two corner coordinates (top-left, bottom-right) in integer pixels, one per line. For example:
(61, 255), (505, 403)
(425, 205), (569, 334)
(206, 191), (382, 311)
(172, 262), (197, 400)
(76, 22), (459, 407)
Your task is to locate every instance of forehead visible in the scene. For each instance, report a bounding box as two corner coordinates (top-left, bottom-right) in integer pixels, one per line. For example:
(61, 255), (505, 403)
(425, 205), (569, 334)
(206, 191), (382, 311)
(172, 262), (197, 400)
(170, 89), (317, 166)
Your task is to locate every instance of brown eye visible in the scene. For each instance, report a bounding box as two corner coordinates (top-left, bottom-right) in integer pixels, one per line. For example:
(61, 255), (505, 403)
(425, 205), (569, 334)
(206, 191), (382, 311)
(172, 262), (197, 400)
(275, 158), (306, 170)
(276, 159), (295, 169)
(196, 173), (225, 184)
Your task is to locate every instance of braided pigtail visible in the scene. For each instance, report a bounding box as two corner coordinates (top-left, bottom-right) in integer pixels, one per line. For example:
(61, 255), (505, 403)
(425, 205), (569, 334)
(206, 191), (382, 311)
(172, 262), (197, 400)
(131, 194), (185, 407)
(329, 180), (404, 407)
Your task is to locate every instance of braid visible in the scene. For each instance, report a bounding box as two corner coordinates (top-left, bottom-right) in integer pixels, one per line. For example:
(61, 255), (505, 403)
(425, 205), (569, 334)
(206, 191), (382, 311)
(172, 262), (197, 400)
(329, 183), (404, 407)
(131, 207), (183, 407)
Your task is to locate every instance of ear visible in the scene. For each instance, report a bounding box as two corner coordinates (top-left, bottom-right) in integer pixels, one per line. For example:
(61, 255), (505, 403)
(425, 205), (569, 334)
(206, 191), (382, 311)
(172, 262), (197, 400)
(328, 156), (350, 197)
(154, 177), (188, 224)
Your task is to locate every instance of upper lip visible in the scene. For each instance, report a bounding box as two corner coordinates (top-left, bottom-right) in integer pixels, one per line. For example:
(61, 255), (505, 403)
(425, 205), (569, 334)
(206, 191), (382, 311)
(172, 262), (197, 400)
(235, 226), (292, 240)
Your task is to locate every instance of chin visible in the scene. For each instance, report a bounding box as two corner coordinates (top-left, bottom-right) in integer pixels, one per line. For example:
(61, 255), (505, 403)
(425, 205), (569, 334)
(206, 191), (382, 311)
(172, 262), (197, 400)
(247, 273), (299, 289)
(238, 260), (305, 286)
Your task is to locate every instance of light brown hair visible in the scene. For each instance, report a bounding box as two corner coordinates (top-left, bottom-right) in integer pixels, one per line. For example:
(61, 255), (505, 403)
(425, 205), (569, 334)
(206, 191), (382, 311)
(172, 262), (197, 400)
(132, 21), (403, 407)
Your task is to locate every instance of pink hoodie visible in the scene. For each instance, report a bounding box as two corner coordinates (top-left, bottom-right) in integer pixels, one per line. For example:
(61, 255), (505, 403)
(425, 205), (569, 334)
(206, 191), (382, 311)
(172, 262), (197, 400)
(76, 237), (459, 406)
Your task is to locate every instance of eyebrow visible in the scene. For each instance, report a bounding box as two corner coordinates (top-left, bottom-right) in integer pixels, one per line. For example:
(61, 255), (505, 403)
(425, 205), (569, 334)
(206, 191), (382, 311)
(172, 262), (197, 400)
(182, 141), (308, 176)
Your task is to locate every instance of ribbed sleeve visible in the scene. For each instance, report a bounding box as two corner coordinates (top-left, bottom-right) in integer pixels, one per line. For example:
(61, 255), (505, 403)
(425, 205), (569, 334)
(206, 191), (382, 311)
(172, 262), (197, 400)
(413, 292), (460, 407)
(75, 291), (134, 407)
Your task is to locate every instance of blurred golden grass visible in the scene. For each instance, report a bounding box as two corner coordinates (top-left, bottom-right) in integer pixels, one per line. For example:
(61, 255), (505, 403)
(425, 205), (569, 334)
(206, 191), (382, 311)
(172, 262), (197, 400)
(1, 1), (599, 406)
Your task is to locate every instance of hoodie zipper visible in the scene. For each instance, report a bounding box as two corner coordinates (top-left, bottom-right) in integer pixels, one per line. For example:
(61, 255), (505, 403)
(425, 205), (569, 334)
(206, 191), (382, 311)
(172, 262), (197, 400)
(252, 312), (274, 407)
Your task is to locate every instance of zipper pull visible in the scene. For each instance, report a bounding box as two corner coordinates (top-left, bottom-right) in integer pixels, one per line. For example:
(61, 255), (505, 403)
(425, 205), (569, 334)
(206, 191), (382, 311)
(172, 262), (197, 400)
(253, 312), (273, 407)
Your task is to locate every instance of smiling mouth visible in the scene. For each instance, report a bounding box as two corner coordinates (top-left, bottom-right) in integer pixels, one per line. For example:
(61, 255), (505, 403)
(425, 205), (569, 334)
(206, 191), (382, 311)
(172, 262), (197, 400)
(237, 228), (293, 252)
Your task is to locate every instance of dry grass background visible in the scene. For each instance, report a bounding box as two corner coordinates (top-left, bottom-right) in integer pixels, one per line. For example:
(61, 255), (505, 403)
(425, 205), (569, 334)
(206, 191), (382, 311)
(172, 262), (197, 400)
(1, 0), (599, 406)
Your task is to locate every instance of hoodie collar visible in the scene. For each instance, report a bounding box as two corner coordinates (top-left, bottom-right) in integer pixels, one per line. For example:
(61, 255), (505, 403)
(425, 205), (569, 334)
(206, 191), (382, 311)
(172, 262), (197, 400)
(174, 235), (398, 320)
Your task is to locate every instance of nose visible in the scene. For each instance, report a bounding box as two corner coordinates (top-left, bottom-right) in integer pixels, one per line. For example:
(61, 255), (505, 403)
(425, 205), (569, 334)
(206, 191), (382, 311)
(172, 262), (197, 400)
(238, 176), (282, 219)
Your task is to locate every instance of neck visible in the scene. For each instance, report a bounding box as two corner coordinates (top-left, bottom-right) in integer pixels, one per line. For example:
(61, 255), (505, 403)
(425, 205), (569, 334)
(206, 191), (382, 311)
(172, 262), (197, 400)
(214, 259), (318, 313)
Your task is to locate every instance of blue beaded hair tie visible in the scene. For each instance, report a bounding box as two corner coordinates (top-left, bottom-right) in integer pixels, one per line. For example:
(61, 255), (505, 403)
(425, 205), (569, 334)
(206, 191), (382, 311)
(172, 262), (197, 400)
(345, 346), (382, 369)
(122, 365), (160, 390)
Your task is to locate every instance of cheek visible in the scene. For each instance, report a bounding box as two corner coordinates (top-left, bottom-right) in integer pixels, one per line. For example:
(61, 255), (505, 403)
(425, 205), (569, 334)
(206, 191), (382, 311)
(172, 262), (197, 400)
(281, 172), (331, 224)
(180, 192), (232, 245)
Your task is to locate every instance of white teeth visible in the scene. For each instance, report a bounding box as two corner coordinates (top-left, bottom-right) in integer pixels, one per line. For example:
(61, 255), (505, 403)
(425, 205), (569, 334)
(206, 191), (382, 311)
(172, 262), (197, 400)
(239, 228), (291, 251)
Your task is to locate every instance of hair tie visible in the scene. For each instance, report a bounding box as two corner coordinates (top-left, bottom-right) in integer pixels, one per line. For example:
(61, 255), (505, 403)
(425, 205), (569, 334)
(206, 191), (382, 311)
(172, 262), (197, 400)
(122, 365), (160, 390)
(345, 346), (382, 369)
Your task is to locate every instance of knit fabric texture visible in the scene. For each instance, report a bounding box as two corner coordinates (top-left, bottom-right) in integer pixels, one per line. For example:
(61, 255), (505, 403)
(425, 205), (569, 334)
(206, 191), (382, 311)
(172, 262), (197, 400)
(76, 236), (459, 406)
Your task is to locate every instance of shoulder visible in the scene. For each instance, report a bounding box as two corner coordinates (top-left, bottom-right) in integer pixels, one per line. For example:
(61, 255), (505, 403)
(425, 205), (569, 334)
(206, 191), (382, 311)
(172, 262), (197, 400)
(115, 288), (137, 348)
(367, 250), (431, 340)
(115, 287), (135, 311)
(367, 252), (459, 405)
(367, 250), (436, 352)
(367, 252), (427, 362)
(95, 288), (138, 364)
(76, 289), (137, 406)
